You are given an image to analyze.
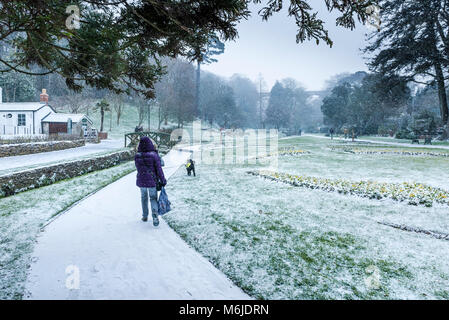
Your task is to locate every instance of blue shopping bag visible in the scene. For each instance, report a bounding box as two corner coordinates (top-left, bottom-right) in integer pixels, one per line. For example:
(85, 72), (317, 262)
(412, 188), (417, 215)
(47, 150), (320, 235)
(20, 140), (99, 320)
(158, 187), (172, 215)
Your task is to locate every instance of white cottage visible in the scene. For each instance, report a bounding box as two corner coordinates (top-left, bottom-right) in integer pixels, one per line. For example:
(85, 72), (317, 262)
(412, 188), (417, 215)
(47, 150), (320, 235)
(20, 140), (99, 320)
(0, 89), (96, 138)
(0, 88), (54, 135)
(0, 103), (55, 135)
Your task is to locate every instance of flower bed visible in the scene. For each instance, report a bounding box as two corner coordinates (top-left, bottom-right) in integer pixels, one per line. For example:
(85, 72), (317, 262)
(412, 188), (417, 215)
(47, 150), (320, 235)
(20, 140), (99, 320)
(331, 146), (449, 158)
(263, 148), (310, 158)
(252, 149), (310, 162)
(247, 170), (449, 207)
(277, 149), (310, 156)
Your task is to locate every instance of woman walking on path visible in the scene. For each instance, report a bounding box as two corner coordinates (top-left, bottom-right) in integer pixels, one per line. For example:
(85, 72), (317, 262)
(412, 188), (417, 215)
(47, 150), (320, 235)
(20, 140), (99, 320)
(135, 136), (166, 226)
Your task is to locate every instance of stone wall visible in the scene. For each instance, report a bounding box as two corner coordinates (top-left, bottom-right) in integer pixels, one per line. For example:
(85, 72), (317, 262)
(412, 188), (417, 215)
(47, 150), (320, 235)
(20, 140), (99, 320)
(0, 140), (85, 158)
(0, 150), (135, 198)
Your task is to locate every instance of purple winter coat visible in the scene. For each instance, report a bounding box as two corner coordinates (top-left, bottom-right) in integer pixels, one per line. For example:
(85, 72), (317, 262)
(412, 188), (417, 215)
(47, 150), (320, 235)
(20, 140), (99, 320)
(135, 137), (166, 188)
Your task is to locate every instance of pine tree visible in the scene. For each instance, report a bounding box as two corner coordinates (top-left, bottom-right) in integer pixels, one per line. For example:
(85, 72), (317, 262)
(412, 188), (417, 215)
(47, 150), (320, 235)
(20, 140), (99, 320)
(266, 82), (291, 129)
(0, 1), (377, 97)
(365, 0), (449, 136)
(194, 35), (225, 117)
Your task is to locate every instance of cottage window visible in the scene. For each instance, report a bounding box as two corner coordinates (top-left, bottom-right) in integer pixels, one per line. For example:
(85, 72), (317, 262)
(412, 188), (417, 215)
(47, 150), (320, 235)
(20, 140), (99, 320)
(18, 114), (26, 126)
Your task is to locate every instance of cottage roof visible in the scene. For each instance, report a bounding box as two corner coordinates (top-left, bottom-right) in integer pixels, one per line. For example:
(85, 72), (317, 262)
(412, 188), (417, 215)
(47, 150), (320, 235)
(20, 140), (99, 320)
(0, 102), (53, 112)
(41, 113), (93, 124)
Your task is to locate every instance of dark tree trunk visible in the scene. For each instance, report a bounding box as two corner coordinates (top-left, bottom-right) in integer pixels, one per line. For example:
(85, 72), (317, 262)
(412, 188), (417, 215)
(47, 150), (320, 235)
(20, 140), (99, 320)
(116, 109), (121, 126)
(434, 62), (449, 124)
(158, 104), (162, 130)
(100, 107), (104, 132)
(196, 60), (201, 117)
(147, 103), (151, 131)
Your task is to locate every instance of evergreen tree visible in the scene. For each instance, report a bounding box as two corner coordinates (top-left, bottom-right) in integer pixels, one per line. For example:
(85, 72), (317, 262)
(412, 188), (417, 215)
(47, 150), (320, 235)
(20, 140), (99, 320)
(321, 73), (410, 134)
(365, 0), (449, 136)
(194, 35), (225, 117)
(0, 0), (377, 97)
(265, 82), (291, 129)
(0, 72), (35, 102)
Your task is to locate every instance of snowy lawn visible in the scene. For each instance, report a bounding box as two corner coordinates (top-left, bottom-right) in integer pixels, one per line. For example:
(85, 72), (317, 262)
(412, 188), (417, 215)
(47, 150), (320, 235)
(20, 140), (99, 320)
(358, 135), (449, 147)
(0, 161), (136, 299)
(164, 136), (449, 299)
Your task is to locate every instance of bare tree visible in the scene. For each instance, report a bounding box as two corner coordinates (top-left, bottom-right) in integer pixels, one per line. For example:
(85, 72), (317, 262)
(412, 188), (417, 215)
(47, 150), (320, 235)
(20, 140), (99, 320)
(53, 92), (92, 113)
(154, 58), (195, 129)
(109, 93), (125, 126)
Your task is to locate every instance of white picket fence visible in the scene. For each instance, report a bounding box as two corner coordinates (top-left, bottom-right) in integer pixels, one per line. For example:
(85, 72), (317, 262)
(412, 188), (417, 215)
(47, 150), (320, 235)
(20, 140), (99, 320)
(0, 134), (46, 140)
(1, 125), (41, 136)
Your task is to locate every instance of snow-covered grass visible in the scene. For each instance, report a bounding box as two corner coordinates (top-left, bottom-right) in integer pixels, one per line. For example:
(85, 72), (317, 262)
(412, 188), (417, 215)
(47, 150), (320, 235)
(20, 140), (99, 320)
(0, 161), (136, 300)
(359, 135), (449, 147)
(279, 137), (449, 190)
(164, 136), (449, 299)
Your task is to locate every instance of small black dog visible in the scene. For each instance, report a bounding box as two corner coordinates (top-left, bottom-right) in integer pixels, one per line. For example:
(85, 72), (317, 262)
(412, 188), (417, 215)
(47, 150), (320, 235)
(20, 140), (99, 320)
(185, 159), (196, 177)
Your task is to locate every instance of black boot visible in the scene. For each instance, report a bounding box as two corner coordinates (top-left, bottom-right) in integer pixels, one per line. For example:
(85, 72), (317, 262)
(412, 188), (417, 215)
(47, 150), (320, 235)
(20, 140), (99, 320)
(152, 213), (159, 227)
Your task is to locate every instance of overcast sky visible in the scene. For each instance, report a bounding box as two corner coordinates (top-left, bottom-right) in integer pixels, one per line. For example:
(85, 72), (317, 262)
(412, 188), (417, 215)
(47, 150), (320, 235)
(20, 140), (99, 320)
(202, 2), (374, 92)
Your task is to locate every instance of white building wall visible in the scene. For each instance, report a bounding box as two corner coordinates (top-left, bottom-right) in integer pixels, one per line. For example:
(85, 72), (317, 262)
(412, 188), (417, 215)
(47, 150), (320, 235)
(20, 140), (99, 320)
(0, 105), (55, 136)
(34, 105), (54, 134)
(0, 111), (34, 135)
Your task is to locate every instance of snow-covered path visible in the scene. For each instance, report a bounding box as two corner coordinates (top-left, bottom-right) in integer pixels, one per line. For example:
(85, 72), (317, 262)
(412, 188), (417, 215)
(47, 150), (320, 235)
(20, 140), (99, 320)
(0, 139), (123, 174)
(24, 146), (250, 300)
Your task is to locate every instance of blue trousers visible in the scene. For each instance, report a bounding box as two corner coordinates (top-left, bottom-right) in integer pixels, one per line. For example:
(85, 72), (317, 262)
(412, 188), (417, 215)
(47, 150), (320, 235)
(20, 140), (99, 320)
(140, 187), (158, 218)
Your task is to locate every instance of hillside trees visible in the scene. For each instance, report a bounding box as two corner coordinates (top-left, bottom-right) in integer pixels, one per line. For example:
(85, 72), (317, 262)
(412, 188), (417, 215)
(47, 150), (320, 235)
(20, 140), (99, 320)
(154, 58), (195, 128)
(199, 72), (223, 126)
(0, 71), (35, 102)
(229, 74), (259, 128)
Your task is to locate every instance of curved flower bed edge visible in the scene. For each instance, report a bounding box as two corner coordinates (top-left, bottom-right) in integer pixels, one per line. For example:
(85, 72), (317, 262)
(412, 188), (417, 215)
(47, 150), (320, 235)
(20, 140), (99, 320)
(247, 170), (449, 207)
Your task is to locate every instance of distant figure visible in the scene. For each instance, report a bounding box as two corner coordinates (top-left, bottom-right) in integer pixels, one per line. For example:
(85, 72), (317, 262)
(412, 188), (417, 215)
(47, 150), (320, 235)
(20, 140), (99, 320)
(135, 136), (166, 226)
(186, 159), (196, 177)
(329, 128), (335, 140)
(298, 129), (302, 136)
(344, 128), (349, 139)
